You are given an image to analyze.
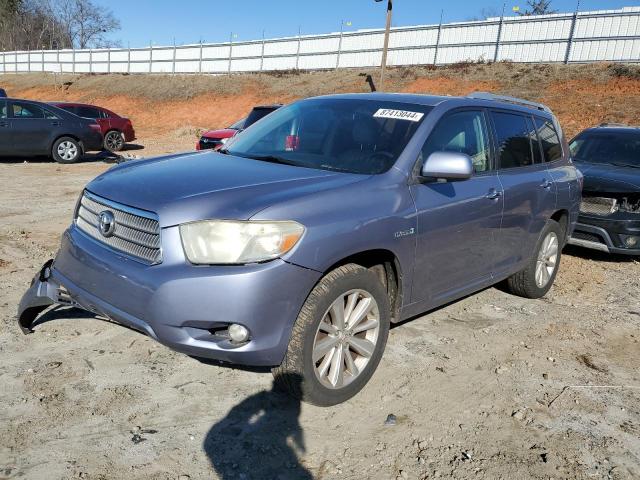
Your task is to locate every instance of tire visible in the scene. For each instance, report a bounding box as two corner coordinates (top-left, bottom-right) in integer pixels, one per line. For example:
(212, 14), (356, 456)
(104, 130), (124, 152)
(505, 220), (563, 299)
(273, 264), (391, 406)
(52, 137), (82, 164)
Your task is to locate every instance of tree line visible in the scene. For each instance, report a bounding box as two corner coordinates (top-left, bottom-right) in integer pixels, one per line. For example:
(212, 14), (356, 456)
(0, 0), (120, 51)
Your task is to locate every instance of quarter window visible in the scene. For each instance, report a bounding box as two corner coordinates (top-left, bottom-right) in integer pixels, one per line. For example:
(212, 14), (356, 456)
(421, 110), (492, 173)
(0, 101), (6, 119)
(534, 117), (562, 162)
(491, 111), (535, 169)
(76, 106), (100, 118)
(12, 102), (45, 119)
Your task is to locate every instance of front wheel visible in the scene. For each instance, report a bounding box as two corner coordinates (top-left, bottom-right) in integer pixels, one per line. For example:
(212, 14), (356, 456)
(505, 220), (563, 299)
(273, 264), (390, 406)
(52, 137), (81, 164)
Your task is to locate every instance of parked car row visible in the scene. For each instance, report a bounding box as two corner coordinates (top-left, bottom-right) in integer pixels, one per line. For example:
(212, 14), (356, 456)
(0, 92), (136, 162)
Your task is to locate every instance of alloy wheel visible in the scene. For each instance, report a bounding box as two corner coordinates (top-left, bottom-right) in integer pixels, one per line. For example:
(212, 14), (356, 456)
(535, 231), (559, 288)
(105, 131), (124, 151)
(312, 289), (380, 389)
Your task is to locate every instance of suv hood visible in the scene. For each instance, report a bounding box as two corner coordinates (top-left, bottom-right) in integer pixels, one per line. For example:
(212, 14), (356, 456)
(574, 161), (640, 194)
(87, 151), (366, 227)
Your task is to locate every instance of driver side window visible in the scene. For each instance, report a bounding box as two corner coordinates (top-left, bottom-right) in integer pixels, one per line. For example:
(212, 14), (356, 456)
(421, 110), (491, 173)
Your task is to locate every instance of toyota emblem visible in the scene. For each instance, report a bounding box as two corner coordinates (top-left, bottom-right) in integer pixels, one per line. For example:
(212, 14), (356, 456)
(98, 210), (116, 237)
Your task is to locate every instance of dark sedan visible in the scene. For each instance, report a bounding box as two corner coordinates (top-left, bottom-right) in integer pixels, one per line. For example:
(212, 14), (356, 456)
(0, 98), (103, 163)
(568, 123), (640, 255)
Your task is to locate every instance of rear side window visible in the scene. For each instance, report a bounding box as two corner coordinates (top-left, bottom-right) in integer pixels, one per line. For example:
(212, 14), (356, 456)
(534, 117), (562, 162)
(421, 110), (492, 173)
(43, 108), (60, 120)
(76, 106), (100, 118)
(12, 102), (45, 119)
(491, 111), (534, 169)
(0, 101), (6, 119)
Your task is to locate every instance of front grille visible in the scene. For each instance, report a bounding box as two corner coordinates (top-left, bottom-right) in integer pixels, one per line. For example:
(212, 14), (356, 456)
(199, 138), (222, 150)
(580, 197), (618, 216)
(75, 191), (162, 264)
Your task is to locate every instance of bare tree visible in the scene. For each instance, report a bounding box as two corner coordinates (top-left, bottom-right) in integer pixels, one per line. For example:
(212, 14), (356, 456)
(55, 0), (120, 48)
(518, 0), (558, 16)
(0, 0), (120, 51)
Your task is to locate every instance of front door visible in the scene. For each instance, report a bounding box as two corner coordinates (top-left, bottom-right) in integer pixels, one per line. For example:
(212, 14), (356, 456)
(410, 109), (504, 305)
(0, 100), (13, 156)
(10, 101), (53, 155)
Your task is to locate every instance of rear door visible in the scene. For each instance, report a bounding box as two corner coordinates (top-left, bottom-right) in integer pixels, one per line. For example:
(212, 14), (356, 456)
(10, 101), (54, 155)
(0, 100), (13, 155)
(490, 110), (557, 277)
(410, 108), (504, 304)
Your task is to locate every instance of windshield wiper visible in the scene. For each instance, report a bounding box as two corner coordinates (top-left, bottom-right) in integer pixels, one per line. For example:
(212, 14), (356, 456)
(239, 153), (301, 167)
(611, 162), (640, 169)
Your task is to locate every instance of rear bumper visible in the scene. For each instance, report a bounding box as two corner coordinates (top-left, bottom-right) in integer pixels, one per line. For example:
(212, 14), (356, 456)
(17, 226), (321, 366)
(568, 214), (640, 255)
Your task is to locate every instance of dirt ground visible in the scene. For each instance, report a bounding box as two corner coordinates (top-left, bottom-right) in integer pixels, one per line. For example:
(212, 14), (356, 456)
(1, 65), (640, 479)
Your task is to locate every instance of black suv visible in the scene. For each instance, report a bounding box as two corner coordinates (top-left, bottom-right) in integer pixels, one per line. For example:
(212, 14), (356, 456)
(569, 123), (640, 255)
(0, 98), (103, 163)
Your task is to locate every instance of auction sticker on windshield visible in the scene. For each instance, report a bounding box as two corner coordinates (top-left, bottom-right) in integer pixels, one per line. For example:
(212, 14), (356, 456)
(374, 109), (425, 122)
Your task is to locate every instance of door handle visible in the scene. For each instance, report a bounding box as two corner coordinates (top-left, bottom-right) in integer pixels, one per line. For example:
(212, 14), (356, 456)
(51, 122), (61, 126)
(540, 180), (552, 189)
(486, 189), (503, 200)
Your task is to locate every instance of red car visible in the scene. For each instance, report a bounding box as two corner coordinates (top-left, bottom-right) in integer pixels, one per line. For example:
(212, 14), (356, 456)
(50, 102), (136, 152)
(196, 104), (282, 151)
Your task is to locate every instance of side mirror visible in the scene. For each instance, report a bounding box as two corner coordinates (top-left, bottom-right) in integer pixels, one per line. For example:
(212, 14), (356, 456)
(421, 151), (473, 181)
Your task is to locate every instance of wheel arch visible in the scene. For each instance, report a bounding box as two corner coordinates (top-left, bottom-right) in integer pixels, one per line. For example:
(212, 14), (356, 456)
(550, 209), (569, 244)
(51, 134), (84, 153)
(322, 249), (403, 323)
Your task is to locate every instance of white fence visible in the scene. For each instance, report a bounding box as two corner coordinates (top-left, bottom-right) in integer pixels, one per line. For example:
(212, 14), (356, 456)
(1, 6), (639, 75)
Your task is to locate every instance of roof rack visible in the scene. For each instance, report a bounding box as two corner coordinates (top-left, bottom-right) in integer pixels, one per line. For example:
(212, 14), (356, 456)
(467, 92), (552, 113)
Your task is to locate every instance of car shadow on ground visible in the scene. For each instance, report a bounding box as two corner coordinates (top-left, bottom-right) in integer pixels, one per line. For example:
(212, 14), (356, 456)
(563, 244), (637, 263)
(202, 373), (313, 480)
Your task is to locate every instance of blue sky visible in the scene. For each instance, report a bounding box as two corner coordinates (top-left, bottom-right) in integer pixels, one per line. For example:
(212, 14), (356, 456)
(95, 0), (639, 47)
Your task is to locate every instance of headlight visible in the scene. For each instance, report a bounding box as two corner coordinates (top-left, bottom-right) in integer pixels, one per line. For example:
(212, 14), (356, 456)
(219, 137), (229, 144)
(179, 220), (305, 264)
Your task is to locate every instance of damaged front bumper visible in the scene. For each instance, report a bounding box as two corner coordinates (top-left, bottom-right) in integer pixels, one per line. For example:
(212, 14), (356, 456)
(568, 213), (640, 255)
(17, 260), (73, 334)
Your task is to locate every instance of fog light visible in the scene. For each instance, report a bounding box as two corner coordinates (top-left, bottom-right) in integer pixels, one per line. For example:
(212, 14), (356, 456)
(228, 324), (249, 343)
(622, 235), (639, 248)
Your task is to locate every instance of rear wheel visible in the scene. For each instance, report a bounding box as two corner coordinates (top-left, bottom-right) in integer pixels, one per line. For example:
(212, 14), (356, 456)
(52, 137), (81, 164)
(104, 130), (124, 152)
(505, 220), (562, 299)
(273, 264), (390, 406)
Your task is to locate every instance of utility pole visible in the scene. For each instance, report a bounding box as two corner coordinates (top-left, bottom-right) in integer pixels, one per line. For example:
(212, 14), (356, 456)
(377, 0), (393, 91)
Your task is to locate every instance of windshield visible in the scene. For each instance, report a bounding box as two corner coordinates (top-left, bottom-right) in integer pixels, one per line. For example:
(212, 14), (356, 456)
(224, 98), (431, 174)
(570, 131), (640, 168)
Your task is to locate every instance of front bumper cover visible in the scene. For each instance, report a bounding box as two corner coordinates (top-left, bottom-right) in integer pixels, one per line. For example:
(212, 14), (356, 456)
(568, 213), (640, 255)
(17, 227), (322, 366)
